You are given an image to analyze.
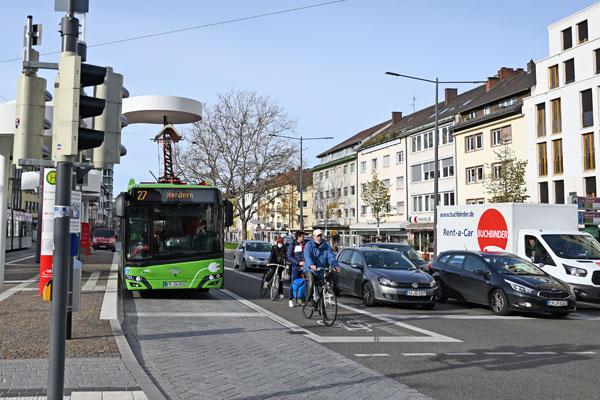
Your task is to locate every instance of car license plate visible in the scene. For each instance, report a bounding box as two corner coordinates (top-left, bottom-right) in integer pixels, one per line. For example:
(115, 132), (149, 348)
(547, 300), (568, 307)
(406, 290), (427, 296)
(164, 282), (186, 288)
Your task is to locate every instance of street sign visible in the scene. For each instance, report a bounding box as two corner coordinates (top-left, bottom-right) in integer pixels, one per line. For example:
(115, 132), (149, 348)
(39, 168), (56, 294)
(578, 211), (600, 224)
(69, 191), (81, 233)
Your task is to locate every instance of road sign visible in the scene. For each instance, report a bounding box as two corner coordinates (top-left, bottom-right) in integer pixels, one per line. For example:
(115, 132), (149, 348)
(578, 211), (600, 224)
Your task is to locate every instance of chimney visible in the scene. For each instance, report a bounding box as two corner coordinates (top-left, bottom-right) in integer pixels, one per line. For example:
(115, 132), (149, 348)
(498, 67), (525, 81)
(392, 111), (403, 125)
(486, 76), (500, 91)
(444, 88), (458, 104)
(527, 59), (536, 73)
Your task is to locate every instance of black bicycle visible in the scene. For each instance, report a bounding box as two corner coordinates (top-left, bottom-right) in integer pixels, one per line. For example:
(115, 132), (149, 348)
(260, 263), (287, 300)
(301, 266), (338, 327)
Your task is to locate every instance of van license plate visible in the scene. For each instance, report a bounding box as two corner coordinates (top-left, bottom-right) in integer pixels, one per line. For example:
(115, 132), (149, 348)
(547, 300), (568, 307)
(406, 290), (427, 296)
(164, 282), (186, 288)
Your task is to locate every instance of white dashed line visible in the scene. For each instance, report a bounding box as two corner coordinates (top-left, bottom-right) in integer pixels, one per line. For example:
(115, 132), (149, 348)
(524, 352), (557, 355)
(565, 351), (597, 355)
(484, 352), (517, 355)
(355, 353), (390, 357)
(402, 353), (436, 356)
(444, 352), (477, 356)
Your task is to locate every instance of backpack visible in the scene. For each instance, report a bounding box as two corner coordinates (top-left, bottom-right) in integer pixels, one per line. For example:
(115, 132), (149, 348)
(291, 278), (306, 300)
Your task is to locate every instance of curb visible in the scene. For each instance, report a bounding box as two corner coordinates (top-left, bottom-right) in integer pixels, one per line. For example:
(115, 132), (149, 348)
(101, 251), (166, 400)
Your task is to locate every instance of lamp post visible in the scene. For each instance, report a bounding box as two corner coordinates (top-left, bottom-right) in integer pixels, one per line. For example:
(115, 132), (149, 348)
(269, 134), (333, 231)
(385, 72), (485, 257)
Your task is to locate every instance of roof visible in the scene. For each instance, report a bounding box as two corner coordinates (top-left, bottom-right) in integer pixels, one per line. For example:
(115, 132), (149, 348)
(460, 71), (536, 113)
(316, 119), (391, 158)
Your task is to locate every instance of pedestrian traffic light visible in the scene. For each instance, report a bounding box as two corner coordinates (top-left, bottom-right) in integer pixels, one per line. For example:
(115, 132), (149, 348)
(13, 72), (51, 166)
(52, 52), (107, 161)
(92, 67), (127, 169)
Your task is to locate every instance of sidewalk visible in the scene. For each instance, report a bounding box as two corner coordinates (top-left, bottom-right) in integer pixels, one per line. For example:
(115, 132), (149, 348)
(0, 250), (148, 399)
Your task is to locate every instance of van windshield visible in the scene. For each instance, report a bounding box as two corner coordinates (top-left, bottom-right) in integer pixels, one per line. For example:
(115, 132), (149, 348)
(94, 229), (115, 238)
(542, 234), (600, 260)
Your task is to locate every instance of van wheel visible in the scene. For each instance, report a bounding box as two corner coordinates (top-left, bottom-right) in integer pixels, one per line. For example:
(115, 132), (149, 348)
(363, 282), (376, 307)
(489, 289), (510, 316)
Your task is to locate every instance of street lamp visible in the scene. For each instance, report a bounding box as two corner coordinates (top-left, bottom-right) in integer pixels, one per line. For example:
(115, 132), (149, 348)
(385, 72), (485, 257)
(269, 134), (333, 231)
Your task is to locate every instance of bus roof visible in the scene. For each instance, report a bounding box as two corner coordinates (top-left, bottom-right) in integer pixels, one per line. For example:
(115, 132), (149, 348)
(127, 181), (215, 191)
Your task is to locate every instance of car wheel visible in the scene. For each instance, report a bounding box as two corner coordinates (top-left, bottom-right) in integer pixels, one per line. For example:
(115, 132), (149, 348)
(489, 289), (510, 316)
(437, 282), (448, 303)
(362, 282), (376, 307)
(422, 303), (436, 310)
(243, 259), (248, 271)
(551, 311), (570, 318)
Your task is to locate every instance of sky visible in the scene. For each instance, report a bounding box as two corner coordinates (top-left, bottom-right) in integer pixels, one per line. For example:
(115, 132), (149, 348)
(1, 0), (598, 194)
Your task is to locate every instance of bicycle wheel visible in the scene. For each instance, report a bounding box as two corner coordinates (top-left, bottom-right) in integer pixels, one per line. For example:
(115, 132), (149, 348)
(301, 302), (314, 319)
(270, 274), (280, 301)
(321, 286), (338, 327)
(259, 270), (269, 297)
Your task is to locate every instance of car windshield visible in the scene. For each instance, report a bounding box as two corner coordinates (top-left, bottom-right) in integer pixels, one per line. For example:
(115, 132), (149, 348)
(363, 251), (416, 270)
(482, 254), (545, 276)
(404, 248), (425, 262)
(94, 229), (115, 237)
(542, 234), (600, 260)
(246, 243), (271, 252)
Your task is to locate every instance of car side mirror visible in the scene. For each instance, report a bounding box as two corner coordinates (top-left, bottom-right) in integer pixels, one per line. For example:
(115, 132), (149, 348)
(351, 263), (363, 270)
(474, 269), (490, 280)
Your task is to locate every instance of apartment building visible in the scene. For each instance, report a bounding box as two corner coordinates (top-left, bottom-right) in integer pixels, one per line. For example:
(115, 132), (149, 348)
(312, 120), (392, 248)
(523, 3), (600, 203)
(454, 66), (536, 204)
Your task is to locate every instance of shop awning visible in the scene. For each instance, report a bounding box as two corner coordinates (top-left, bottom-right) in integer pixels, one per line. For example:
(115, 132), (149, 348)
(350, 221), (409, 232)
(406, 223), (434, 231)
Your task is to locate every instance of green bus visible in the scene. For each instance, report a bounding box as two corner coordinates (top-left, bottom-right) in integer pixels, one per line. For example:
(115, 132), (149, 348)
(115, 180), (233, 292)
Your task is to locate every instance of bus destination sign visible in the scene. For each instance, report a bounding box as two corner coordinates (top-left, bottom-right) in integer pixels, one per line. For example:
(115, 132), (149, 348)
(132, 188), (216, 203)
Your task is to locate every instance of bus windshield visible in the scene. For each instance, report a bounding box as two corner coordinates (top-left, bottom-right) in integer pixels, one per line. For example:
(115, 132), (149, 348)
(542, 234), (600, 260)
(126, 203), (223, 262)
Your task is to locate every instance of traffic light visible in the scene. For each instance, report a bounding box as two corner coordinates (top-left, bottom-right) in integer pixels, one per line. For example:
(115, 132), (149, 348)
(52, 52), (107, 161)
(13, 72), (51, 166)
(92, 67), (127, 169)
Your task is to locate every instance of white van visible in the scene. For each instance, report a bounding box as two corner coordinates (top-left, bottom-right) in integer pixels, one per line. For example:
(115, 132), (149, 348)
(437, 203), (600, 303)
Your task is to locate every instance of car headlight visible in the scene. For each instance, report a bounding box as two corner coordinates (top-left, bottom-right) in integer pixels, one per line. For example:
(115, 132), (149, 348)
(563, 264), (587, 277)
(378, 277), (399, 287)
(429, 280), (437, 288)
(504, 279), (535, 294)
(248, 255), (256, 261)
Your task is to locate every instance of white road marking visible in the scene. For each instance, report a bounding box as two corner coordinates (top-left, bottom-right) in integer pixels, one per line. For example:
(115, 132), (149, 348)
(484, 352), (517, 355)
(525, 352), (557, 355)
(82, 271), (101, 291)
(5, 254), (35, 265)
(127, 312), (263, 317)
(444, 352), (477, 356)
(0, 275), (39, 303)
(377, 313), (533, 320)
(565, 351), (597, 355)
(100, 252), (120, 320)
(354, 353), (390, 357)
(402, 353), (436, 356)
(3, 280), (30, 283)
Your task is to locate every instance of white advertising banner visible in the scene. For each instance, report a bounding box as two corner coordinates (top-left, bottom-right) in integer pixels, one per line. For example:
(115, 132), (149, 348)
(70, 191), (81, 233)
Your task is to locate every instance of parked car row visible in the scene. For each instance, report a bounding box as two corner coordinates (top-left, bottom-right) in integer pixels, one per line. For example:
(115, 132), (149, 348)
(232, 239), (581, 317)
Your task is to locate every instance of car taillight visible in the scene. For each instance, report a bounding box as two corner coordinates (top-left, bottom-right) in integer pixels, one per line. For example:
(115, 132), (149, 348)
(428, 263), (433, 273)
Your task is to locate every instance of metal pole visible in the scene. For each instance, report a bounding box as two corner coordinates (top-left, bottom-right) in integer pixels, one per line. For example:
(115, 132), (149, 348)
(299, 137), (304, 232)
(47, 161), (71, 400)
(433, 78), (439, 258)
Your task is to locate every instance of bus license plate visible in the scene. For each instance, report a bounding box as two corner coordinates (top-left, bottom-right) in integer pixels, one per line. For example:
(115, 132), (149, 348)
(406, 290), (426, 296)
(164, 282), (186, 288)
(547, 300), (568, 307)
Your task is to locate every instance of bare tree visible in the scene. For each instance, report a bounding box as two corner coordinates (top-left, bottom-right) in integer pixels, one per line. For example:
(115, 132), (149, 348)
(280, 188), (299, 233)
(177, 90), (297, 239)
(361, 170), (391, 239)
(312, 178), (340, 237)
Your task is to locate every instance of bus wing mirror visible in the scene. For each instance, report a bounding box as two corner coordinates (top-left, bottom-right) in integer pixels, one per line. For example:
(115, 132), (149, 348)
(224, 200), (234, 227)
(115, 194), (125, 218)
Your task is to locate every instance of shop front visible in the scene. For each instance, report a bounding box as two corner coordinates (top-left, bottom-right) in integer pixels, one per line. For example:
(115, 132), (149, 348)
(407, 215), (434, 259)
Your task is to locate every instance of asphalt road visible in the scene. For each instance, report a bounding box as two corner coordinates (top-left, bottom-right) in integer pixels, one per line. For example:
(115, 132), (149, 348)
(222, 250), (600, 400)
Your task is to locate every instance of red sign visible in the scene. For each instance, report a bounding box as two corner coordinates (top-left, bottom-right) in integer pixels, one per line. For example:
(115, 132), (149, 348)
(80, 222), (91, 256)
(477, 209), (508, 251)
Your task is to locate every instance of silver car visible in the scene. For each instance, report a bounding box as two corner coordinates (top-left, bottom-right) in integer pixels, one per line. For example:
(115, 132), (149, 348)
(234, 240), (272, 271)
(337, 247), (439, 308)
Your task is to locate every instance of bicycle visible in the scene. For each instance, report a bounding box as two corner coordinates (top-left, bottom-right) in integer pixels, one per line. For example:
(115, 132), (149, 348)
(301, 266), (338, 327)
(260, 263), (287, 300)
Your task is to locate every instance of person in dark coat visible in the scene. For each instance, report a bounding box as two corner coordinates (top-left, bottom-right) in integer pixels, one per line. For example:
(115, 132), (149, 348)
(267, 237), (286, 298)
(286, 231), (306, 307)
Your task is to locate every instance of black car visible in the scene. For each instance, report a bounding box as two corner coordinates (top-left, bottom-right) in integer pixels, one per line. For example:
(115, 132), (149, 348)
(337, 247), (438, 308)
(362, 243), (430, 272)
(431, 250), (576, 317)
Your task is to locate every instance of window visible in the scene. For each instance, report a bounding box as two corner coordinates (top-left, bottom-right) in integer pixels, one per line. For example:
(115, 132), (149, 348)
(578, 20), (588, 44)
(467, 198), (485, 205)
(360, 161), (366, 173)
(581, 89), (593, 128)
(549, 65), (559, 89)
(551, 98), (562, 133)
(499, 97), (517, 108)
(351, 208), (356, 217)
(464, 256), (487, 273)
(297, 200), (308, 207)
(476, 166), (484, 182)
(475, 133), (483, 150)
(468, 110), (477, 119)
(396, 151), (404, 164)
(595, 49), (600, 75)
(536, 103), (546, 137)
(325, 170), (329, 179)
(424, 131), (434, 149)
(411, 135), (422, 153)
(350, 185), (355, 195)
(539, 182), (549, 204)
(562, 27), (572, 50)
(343, 187), (348, 196)
(583, 133), (595, 171)
(382, 179), (390, 188)
(553, 139), (563, 174)
(492, 163), (502, 180)
(467, 167), (475, 184)
(538, 142), (548, 176)
(396, 176), (404, 189)
(383, 155), (390, 167)
(344, 165), (348, 175)
(371, 158), (378, 169)
(466, 135), (474, 152)
(442, 158), (454, 177)
(320, 172), (324, 180)
(412, 196), (423, 212)
(350, 163), (355, 173)
(564, 58), (575, 85)
(585, 176), (597, 197)
(396, 201), (405, 215)
(361, 183), (366, 193)
(484, 106), (491, 115)
(491, 129), (501, 146)
(423, 161), (436, 181)
(344, 209), (348, 217)
(411, 165), (422, 183)
(466, 166), (484, 184)
(442, 192), (455, 206)
(554, 180), (565, 204)
(424, 194), (435, 212)
(337, 188), (341, 197)
(447, 255), (466, 268)
(441, 127), (454, 144)
(500, 125), (512, 144)
(361, 205), (367, 216)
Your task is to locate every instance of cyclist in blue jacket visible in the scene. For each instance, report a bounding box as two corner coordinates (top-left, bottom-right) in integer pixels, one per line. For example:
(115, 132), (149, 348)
(287, 231), (306, 308)
(303, 229), (340, 306)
